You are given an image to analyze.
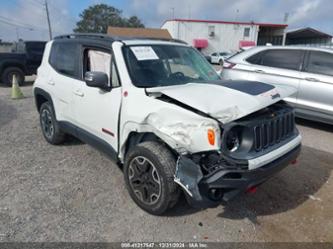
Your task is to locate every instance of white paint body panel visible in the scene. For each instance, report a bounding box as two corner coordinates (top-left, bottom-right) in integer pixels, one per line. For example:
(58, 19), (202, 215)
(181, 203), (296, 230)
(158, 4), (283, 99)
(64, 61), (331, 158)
(34, 39), (300, 169)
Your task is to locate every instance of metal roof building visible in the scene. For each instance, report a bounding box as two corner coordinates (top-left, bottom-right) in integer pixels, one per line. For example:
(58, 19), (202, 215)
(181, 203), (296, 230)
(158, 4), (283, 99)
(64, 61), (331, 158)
(285, 27), (332, 46)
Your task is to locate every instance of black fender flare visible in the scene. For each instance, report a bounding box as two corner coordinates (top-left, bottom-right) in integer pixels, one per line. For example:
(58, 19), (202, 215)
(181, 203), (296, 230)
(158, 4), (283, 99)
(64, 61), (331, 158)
(33, 87), (55, 115)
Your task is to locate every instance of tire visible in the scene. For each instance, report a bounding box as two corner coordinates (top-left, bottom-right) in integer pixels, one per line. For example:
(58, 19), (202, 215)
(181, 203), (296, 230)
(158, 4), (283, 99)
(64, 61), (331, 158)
(124, 141), (180, 215)
(39, 102), (66, 145)
(1, 67), (24, 86)
(219, 59), (224, 66)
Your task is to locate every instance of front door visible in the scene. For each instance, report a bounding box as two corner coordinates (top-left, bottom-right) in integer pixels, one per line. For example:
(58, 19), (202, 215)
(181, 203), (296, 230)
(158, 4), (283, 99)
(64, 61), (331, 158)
(72, 46), (122, 151)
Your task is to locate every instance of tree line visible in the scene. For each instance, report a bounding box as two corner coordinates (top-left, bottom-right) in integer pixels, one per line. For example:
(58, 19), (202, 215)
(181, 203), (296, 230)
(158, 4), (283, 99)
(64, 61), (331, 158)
(74, 4), (144, 33)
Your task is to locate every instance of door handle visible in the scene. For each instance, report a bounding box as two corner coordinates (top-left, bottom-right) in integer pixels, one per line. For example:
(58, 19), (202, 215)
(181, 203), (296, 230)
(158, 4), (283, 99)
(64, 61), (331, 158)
(305, 77), (319, 82)
(254, 69), (265, 73)
(73, 90), (84, 97)
(48, 80), (55, 86)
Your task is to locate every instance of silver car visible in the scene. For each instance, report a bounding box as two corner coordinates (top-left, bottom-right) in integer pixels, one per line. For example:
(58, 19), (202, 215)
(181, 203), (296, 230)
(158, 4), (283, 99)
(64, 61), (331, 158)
(221, 46), (333, 125)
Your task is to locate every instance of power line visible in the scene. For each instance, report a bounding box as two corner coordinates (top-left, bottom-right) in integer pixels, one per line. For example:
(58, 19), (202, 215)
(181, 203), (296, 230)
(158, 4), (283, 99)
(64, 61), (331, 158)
(0, 15), (35, 29)
(23, 0), (44, 8)
(19, 0), (53, 40)
(32, 0), (44, 4)
(46, 1), (77, 23)
(0, 18), (34, 30)
(1, 0), (76, 40)
(0, 15), (49, 32)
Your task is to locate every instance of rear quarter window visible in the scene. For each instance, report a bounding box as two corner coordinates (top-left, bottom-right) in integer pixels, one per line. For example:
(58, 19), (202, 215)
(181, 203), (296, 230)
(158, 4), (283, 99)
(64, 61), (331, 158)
(305, 51), (333, 76)
(246, 51), (265, 64)
(49, 42), (79, 78)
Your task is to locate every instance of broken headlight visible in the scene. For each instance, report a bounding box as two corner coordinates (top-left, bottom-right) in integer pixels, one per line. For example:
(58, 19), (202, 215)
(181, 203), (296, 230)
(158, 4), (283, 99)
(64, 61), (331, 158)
(223, 125), (253, 157)
(226, 128), (241, 152)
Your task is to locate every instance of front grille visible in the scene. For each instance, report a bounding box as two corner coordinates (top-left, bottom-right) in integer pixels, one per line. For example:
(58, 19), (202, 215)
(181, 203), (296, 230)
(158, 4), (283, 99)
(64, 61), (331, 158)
(253, 111), (295, 151)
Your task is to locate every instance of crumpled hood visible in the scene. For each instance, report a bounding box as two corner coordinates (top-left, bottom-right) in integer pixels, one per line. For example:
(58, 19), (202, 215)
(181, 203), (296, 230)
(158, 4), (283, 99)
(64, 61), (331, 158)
(146, 81), (297, 123)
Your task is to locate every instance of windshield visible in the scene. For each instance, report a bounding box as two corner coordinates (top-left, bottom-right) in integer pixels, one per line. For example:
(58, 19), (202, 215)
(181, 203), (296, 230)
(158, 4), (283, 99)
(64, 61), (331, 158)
(123, 44), (220, 87)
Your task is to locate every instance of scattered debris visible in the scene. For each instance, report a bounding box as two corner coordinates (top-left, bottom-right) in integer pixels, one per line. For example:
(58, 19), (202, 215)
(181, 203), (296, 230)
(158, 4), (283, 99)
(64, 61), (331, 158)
(308, 195), (322, 201)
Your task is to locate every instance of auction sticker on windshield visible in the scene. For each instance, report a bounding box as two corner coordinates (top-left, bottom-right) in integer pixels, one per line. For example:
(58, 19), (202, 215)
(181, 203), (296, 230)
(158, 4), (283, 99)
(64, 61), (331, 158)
(130, 46), (159, 61)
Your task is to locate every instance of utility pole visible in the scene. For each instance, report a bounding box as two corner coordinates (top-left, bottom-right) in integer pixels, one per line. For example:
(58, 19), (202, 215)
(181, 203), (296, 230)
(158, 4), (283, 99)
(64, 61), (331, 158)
(283, 12), (289, 23)
(45, 0), (52, 40)
(15, 27), (19, 40)
(171, 7), (175, 20)
(282, 12), (289, 46)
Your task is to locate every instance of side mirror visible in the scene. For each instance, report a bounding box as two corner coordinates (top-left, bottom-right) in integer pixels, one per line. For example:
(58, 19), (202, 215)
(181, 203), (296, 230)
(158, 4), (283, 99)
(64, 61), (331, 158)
(84, 71), (110, 90)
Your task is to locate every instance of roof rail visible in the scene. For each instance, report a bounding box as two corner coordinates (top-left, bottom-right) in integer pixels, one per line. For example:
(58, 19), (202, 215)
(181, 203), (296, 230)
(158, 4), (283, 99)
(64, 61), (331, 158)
(54, 33), (187, 45)
(54, 33), (114, 41)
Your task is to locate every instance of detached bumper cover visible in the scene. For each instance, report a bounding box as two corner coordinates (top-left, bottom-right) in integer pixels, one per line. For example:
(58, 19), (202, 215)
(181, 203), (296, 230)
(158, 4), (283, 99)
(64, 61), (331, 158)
(175, 142), (301, 208)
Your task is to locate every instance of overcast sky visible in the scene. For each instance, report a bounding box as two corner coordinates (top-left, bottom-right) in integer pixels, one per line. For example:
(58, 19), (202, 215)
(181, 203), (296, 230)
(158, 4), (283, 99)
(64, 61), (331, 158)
(0, 0), (332, 42)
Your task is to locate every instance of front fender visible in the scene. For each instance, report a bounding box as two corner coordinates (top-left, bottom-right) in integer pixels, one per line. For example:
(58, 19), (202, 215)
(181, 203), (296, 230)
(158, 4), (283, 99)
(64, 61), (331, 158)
(119, 108), (221, 161)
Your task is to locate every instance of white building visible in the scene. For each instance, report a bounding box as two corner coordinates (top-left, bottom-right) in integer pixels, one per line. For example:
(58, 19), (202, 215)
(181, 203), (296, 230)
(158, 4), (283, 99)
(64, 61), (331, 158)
(161, 19), (287, 54)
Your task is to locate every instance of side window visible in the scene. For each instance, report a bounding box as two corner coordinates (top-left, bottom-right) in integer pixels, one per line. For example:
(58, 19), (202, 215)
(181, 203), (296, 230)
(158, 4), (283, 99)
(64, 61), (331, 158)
(84, 49), (111, 79)
(50, 42), (78, 77)
(208, 26), (215, 37)
(211, 52), (217, 56)
(246, 51), (265, 65)
(83, 48), (120, 87)
(261, 49), (303, 70)
(111, 62), (120, 87)
(244, 27), (250, 37)
(306, 51), (333, 76)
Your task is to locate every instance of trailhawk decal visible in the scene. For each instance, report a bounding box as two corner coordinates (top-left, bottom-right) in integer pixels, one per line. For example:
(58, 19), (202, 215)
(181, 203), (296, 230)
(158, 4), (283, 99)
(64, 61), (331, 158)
(218, 81), (275, 96)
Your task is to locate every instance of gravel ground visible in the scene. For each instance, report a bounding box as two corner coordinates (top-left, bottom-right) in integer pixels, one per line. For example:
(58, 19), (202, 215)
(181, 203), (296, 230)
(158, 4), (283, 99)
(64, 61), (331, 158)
(0, 83), (332, 242)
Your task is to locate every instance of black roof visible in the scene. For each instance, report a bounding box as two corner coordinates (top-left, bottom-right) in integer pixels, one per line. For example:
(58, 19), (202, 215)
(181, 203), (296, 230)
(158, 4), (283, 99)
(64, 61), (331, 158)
(54, 33), (114, 41)
(54, 33), (187, 44)
(287, 27), (332, 39)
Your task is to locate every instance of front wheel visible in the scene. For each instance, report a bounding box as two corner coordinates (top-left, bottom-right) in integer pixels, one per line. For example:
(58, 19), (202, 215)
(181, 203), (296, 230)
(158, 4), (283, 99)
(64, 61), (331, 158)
(124, 141), (180, 215)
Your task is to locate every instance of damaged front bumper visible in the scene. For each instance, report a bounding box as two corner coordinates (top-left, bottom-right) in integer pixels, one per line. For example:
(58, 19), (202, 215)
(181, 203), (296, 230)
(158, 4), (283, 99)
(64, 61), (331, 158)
(174, 141), (301, 208)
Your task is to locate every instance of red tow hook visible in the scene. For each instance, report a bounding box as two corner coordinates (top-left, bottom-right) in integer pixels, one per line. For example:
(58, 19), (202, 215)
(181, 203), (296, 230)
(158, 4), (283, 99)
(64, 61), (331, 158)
(291, 159), (298, 165)
(246, 186), (257, 194)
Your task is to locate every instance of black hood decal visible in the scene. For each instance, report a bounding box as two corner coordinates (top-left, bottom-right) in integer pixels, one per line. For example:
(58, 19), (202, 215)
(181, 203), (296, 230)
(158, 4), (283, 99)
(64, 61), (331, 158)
(206, 80), (275, 96)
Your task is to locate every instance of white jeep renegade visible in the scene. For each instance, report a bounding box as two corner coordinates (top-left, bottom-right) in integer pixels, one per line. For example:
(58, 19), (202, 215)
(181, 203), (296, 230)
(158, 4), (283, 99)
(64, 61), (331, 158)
(34, 34), (302, 215)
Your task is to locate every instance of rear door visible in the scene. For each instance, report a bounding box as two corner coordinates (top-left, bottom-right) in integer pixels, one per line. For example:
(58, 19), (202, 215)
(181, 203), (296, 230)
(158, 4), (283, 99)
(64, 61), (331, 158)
(245, 49), (304, 106)
(298, 50), (333, 118)
(48, 41), (80, 122)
